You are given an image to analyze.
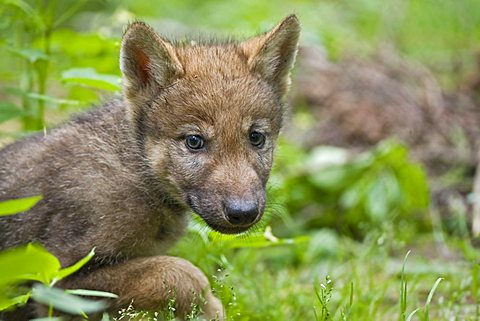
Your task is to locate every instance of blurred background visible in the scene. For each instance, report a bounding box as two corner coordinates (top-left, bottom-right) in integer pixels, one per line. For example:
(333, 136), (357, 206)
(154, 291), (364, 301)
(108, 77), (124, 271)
(1, 0), (480, 320)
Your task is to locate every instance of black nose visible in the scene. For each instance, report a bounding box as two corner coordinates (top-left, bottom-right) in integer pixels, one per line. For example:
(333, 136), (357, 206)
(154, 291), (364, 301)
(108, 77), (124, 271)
(224, 198), (258, 226)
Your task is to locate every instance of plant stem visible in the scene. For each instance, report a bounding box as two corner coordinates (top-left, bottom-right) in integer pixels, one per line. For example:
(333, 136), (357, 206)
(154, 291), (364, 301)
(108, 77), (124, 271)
(34, 0), (56, 130)
(18, 24), (36, 131)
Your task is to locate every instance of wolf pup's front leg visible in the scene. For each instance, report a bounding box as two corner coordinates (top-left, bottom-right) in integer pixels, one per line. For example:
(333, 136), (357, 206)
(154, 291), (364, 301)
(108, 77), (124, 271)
(58, 256), (223, 320)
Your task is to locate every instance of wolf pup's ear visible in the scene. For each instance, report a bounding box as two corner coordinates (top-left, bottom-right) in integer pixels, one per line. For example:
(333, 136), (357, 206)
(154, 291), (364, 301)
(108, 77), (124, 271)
(120, 22), (184, 103)
(241, 15), (300, 99)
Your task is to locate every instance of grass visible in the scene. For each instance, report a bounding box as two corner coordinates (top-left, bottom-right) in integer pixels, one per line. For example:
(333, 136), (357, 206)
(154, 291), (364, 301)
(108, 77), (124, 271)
(105, 223), (479, 321)
(126, 222), (477, 321)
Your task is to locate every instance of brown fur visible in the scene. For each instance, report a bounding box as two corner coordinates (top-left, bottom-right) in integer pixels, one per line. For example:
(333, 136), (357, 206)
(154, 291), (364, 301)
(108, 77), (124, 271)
(0, 15), (300, 320)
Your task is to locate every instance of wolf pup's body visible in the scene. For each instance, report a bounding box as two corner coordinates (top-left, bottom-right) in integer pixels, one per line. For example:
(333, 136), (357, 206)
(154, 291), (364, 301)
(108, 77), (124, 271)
(0, 15), (300, 320)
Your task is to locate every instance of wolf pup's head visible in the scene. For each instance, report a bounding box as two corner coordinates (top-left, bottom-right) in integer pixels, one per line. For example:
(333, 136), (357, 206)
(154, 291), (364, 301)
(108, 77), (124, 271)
(120, 15), (300, 234)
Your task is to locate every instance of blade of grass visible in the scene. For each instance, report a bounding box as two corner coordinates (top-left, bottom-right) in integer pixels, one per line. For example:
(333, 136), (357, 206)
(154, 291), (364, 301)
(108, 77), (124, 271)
(399, 250), (411, 321)
(424, 277), (443, 321)
(406, 308), (420, 321)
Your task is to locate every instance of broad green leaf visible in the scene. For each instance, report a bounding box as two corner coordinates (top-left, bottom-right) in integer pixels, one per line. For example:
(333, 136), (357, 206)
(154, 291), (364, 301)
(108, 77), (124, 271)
(382, 170), (402, 205)
(62, 68), (121, 91)
(222, 236), (305, 249)
(398, 163), (429, 209)
(0, 245), (98, 311)
(65, 289), (118, 299)
(0, 196), (42, 216)
(222, 235), (291, 249)
(31, 284), (107, 315)
(0, 243), (60, 286)
(54, 248), (95, 282)
(366, 178), (389, 221)
(208, 227), (309, 249)
(340, 179), (367, 209)
(0, 102), (24, 123)
(309, 166), (349, 190)
(307, 146), (350, 169)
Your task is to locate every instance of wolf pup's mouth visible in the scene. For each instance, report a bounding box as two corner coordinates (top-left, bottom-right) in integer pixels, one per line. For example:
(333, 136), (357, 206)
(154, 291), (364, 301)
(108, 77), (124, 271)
(187, 197), (261, 234)
(199, 218), (259, 235)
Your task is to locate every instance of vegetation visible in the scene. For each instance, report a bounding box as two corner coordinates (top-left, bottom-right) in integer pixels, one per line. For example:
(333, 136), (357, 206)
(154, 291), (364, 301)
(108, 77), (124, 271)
(0, 197), (117, 318)
(1, 0), (479, 320)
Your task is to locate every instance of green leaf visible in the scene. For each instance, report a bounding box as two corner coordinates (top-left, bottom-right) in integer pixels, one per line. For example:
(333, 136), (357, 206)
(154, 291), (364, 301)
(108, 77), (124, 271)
(4, 88), (81, 108)
(62, 68), (121, 91)
(54, 248), (95, 282)
(65, 289), (118, 299)
(31, 284), (107, 316)
(382, 170), (402, 205)
(309, 166), (349, 190)
(366, 178), (389, 221)
(7, 48), (49, 63)
(0, 292), (31, 311)
(0, 102), (24, 123)
(207, 227), (309, 249)
(0, 196), (42, 216)
(340, 179), (367, 209)
(222, 235), (301, 249)
(307, 146), (350, 169)
(0, 243), (60, 286)
(26, 93), (81, 106)
(0, 245), (98, 311)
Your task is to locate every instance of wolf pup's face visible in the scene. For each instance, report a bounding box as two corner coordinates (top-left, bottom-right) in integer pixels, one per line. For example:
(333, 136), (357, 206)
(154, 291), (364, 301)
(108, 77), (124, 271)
(120, 16), (300, 234)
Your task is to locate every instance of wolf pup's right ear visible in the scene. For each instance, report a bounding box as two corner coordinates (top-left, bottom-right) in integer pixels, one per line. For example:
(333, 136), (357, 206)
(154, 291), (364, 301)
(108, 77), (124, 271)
(120, 22), (184, 105)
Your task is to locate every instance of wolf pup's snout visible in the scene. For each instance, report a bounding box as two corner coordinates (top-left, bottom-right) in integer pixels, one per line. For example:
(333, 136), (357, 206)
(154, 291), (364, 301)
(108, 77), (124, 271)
(224, 197), (259, 226)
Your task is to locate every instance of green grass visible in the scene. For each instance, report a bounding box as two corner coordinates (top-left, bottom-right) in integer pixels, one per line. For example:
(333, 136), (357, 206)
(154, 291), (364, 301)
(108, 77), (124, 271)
(101, 223), (478, 321)
(138, 223), (478, 321)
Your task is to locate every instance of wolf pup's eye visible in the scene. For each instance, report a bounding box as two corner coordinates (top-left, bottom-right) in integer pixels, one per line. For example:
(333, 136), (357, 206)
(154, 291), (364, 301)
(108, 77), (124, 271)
(249, 131), (266, 148)
(185, 135), (205, 151)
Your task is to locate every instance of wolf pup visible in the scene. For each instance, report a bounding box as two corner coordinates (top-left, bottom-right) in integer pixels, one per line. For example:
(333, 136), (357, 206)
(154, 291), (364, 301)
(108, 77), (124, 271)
(0, 15), (300, 320)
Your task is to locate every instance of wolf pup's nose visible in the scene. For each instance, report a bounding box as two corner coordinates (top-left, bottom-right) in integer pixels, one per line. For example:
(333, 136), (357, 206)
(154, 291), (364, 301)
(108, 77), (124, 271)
(224, 198), (258, 226)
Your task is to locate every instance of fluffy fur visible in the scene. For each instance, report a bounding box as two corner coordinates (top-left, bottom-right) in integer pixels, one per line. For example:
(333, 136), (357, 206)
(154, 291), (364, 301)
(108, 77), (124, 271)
(0, 15), (300, 320)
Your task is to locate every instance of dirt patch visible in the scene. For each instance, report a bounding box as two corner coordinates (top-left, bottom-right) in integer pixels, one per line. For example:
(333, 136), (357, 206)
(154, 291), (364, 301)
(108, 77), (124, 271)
(289, 45), (480, 231)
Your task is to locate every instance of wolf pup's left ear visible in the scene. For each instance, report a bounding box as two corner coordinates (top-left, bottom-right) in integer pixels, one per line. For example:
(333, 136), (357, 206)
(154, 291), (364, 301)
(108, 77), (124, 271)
(120, 22), (184, 104)
(241, 15), (300, 99)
